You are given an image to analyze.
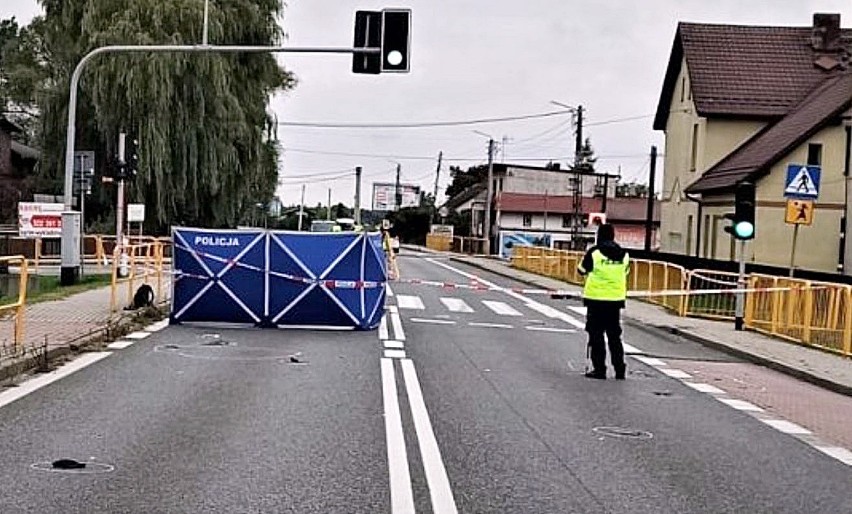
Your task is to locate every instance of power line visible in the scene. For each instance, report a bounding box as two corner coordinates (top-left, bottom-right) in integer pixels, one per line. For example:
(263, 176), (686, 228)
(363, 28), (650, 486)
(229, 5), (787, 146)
(585, 114), (655, 127)
(276, 110), (574, 129)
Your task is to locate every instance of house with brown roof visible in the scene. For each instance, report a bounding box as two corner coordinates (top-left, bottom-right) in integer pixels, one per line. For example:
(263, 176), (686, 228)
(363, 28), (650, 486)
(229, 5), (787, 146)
(655, 13), (852, 273)
(0, 117), (40, 224)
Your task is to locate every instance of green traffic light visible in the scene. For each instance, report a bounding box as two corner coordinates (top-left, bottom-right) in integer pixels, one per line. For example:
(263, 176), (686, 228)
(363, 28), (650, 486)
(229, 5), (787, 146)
(735, 221), (754, 239)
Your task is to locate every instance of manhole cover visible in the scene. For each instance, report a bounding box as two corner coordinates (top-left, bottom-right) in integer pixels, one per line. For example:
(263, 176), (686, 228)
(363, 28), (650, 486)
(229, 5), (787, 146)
(31, 459), (114, 474)
(593, 426), (654, 440)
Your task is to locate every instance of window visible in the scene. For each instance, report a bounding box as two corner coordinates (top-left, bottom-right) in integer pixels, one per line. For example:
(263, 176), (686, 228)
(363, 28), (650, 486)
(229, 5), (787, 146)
(686, 215), (693, 255)
(522, 214), (532, 227)
(680, 77), (686, 103)
(562, 215), (572, 228)
(808, 143), (822, 166)
(702, 214), (711, 257)
(690, 123), (700, 171)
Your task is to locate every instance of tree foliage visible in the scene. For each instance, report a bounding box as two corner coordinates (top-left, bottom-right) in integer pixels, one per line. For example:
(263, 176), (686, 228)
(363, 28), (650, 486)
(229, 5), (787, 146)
(23, 0), (295, 231)
(444, 164), (486, 200)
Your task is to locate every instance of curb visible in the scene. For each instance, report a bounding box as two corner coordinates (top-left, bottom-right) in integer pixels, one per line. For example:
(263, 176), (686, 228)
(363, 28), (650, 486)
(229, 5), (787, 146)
(449, 256), (852, 398)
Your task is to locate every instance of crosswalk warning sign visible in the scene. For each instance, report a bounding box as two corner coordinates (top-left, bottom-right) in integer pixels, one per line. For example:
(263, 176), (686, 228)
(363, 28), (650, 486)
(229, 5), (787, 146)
(785, 199), (814, 225)
(784, 165), (820, 199)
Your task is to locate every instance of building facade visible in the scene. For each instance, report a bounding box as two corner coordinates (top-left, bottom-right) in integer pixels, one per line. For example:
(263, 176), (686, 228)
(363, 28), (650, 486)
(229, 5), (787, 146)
(656, 13), (852, 273)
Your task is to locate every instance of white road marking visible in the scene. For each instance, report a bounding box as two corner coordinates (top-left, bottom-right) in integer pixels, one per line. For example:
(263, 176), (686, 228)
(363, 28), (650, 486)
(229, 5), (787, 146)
(385, 350), (407, 359)
(633, 356), (668, 367)
(524, 302), (586, 329)
(622, 342), (644, 355)
(107, 340), (135, 350)
(379, 315), (389, 340)
(482, 300), (523, 316)
(684, 382), (727, 395)
(387, 285), (395, 297)
(384, 340), (405, 349)
(400, 359), (459, 513)
(390, 312), (406, 341)
(410, 318), (457, 325)
(660, 368), (692, 379)
(397, 295), (425, 310)
(525, 326), (576, 333)
(468, 322), (514, 329)
(388, 305), (399, 313)
(145, 320), (170, 332)
(717, 398), (764, 412)
(440, 297), (474, 313)
(124, 331), (151, 340)
(0, 352), (112, 410)
(761, 419), (812, 435)
(380, 358), (416, 513)
(567, 306), (587, 316)
(816, 446), (852, 466)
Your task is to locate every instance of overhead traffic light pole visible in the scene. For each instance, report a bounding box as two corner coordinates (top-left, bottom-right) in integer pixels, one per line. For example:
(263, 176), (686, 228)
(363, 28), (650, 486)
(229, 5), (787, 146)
(59, 9), (411, 284)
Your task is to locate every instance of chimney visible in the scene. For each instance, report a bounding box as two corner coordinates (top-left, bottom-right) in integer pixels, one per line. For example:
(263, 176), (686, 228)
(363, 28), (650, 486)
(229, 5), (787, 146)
(812, 13), (841, 51)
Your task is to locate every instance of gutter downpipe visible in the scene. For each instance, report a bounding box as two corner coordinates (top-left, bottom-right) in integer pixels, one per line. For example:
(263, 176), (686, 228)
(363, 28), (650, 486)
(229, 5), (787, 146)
(841, 120), (852, 274)
(686, 193), (702, 258)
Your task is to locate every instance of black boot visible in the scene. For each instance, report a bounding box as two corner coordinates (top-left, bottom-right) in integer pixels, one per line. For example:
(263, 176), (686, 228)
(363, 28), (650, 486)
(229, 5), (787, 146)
(584, 370), (606, 380)
(614, 366), (626, 380)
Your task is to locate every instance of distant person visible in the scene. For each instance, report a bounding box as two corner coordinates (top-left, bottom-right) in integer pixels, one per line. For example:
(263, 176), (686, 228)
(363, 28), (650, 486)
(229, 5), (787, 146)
(577, 224), (629, 380)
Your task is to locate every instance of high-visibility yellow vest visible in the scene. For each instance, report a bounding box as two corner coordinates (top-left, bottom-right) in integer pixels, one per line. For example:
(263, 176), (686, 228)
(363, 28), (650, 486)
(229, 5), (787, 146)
(582, 250), (629, 301)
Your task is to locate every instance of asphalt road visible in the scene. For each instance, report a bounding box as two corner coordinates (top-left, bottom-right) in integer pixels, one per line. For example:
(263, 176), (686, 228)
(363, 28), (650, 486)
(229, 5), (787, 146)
(0, 249), (849, 513)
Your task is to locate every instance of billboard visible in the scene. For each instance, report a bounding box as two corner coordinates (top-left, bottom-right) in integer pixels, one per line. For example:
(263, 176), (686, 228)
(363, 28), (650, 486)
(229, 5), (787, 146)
(18, 202), (64, 238)
(372, 182), (421, 211)
(498, 231), (553, 260)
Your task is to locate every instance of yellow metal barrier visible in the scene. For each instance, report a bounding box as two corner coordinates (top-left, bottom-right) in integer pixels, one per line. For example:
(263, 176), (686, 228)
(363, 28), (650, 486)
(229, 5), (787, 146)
(0, 255), (28, 351)
(683, 269), (740, 320)
(110, 242), (165, 313)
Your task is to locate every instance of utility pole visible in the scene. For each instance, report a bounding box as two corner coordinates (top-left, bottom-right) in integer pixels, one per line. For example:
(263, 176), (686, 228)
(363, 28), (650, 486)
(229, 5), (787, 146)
(327, 188), (332, 221)
(354, 166), (362, 225)
(484, 138), (496, 255)
(644, 145), (658, 251)
(543, 189), (549, 235)
(433, 151), (443, 219)
(575, 105), (584, 168)
(298, 184), (305, 231)
(394, 163), (402, 211)
(116, 133), (126, 247)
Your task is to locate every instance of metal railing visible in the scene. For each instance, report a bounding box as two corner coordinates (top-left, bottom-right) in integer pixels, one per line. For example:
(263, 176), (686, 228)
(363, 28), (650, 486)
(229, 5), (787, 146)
(511, 246), (852, 357)
(110, 242), (167, 313)
(0, 255), (28, 352)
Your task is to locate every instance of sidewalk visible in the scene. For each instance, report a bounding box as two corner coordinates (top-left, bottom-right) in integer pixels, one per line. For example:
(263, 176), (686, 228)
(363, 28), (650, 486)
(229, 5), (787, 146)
(403, 246), (852, 397)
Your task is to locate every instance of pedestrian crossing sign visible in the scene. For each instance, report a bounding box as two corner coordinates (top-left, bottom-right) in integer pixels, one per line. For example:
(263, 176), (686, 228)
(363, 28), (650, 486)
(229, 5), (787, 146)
(784, 165), (820, 199)
(785, 199), (814, 226)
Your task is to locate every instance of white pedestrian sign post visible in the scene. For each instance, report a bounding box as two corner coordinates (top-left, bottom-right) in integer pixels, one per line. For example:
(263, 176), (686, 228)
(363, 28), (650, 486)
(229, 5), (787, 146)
(784, 165), (820, 199)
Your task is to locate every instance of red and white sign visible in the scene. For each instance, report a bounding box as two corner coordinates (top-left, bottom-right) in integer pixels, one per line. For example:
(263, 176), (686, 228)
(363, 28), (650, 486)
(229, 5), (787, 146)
(18, 202), (64, 238)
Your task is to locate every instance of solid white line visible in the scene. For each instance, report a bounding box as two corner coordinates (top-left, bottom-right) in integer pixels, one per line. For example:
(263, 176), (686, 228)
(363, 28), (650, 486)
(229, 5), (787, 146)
(567, 306), (587, 316)
(397, 295), (425, 310)
(683, 382), (726, 395)
(633, 356), (668, 367)
(390, 312), (406, 341)
(384, 340), (405, 349)
(410, 318), (457, 325)
(0, 352), (112, 410)
(124, 331), (151, 340)
(482, 300), (523, 316)
(816, 446), (852, 466)
(387, 285), (395, 297)
(525, 326), (576, 333)
(385, 350), (407, 359)
(660, 368), (692, 379)
(380, 359), (416, 513)
(761, 419), (812, 435)
(717, 398), (764, 412)
(379, 315), (389, 340)
(440, 297), (474, 313)
(400, 359), (458, 514)
(622, 342), (644, 355)
(468, 322), (514, 329)
(107, 340), (135, 350)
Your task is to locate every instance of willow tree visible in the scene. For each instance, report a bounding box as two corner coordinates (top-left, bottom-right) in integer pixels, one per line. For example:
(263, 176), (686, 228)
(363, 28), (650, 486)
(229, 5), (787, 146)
(35, 0), (295, 230)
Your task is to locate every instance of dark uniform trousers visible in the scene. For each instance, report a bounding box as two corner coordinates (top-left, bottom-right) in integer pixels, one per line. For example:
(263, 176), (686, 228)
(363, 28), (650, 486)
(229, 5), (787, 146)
(585, 301), (625, 375)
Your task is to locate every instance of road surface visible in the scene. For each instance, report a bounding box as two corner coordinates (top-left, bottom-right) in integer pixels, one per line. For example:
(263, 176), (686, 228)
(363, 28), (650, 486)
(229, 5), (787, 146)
(0, 250), (849, 513)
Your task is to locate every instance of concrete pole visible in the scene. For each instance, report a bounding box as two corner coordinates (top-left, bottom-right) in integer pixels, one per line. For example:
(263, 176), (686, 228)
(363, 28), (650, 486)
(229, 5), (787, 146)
(355, 166), (362, 225)
(298, 184), (305, 231)
(483, 139), (495, 255)
(327, 188), (332, 221)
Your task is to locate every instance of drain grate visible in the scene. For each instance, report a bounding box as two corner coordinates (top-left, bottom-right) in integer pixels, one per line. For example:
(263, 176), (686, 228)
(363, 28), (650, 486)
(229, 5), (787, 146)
(593, 426), (654, 440)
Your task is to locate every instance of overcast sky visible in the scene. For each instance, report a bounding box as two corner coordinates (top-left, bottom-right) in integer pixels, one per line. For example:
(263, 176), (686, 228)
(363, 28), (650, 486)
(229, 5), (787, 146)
(4, 0), (852, 208)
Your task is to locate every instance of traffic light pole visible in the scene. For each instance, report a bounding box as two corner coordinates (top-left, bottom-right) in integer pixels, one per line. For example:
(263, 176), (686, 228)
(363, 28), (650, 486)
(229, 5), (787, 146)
(60, 43), (382, 284)
(735, 239), (746, 331)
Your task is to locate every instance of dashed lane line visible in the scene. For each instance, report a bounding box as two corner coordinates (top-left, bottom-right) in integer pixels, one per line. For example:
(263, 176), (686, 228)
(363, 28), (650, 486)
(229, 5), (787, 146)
(397, 295), (425, 310)
(380, 358), (416, 513)
(107, 340), (136, 350)
(390, 311), (406, 341)
(384, 340), (405, 349)
(468, 322), (514, 329)
(410, 318), (457, 325)
(482, 300), (523, 316)
(683, 382), (727, 395)
(440, 297), (474, 313)
(385, 350), (407, 359)
(761, 419), (813, 435)
(379, 315), (389, 340)
(717, 398), (765, 412)
(525, 326), (576, 333)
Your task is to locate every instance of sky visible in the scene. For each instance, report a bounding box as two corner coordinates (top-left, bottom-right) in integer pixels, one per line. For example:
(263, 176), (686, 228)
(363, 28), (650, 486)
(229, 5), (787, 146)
(4, 0), (852, 208)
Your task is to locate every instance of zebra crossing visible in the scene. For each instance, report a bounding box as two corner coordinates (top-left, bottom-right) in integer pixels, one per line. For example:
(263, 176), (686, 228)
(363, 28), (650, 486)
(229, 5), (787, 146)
(395, 294), (581, 322)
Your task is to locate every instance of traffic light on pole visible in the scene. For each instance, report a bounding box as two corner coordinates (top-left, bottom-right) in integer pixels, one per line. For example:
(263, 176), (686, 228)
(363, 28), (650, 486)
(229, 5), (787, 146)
(724, 181), (755, 240)
(125, 136), (139, 179)
(352, 9), (411, 74)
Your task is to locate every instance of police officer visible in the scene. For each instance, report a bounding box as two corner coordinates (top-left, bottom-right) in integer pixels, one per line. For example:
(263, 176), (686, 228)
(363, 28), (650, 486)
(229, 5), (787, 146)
(577, 223), (629, 380)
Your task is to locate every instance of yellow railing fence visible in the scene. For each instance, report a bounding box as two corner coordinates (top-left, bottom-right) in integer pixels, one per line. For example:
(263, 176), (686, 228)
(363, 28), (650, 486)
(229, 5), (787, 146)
(110, 242), (166, 313)
(0, 255), (28, 352)
(683, 269), (740, 320)
(426, 234), (453, 252)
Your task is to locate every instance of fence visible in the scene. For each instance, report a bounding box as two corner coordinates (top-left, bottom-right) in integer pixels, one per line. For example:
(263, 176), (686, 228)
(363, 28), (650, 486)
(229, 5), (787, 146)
(426, 234), (452, 252)
(0, 256), (28, 352)
(110, 242), (168, 313)
(511, 246), (852, 357)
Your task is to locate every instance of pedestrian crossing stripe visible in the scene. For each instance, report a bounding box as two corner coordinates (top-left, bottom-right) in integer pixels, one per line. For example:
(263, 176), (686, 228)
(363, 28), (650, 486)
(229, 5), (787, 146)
(784, 165), (820, 198)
